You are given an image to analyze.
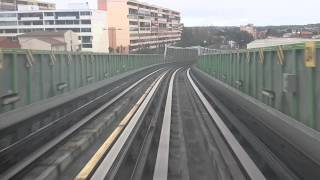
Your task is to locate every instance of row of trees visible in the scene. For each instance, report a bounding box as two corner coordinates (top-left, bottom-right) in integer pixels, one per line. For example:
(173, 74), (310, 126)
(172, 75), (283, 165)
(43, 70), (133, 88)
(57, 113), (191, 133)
(176, 27), (254, 49)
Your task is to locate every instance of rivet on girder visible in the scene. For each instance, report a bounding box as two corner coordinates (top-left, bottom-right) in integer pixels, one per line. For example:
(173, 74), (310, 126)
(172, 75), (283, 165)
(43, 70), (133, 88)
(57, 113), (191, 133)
(237, 51), (240, 61)
(246, 51), (250, 63)
(0, 49), (3, 70)
(26, 49), (34, 68)
(235, 80), (243, 88)
(276, 46), (285, 65)
(304, 41), (317, 68)
(90, 54), (95, 64)
(259, 48), (264, 64)
(49, 51), (56, 66)
(67, 53), (73, 65)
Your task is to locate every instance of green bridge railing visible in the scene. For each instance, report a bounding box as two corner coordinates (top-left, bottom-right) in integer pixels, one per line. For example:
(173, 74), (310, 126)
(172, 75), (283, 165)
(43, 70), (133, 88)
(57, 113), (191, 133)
(0, 49), (163, 114)
(196, 42), (319, 130)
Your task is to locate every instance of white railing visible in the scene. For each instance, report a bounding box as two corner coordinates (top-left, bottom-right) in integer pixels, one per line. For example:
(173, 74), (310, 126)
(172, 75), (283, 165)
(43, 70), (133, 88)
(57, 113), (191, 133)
(57, 16), (77, 20)
(20, 17), (41, 21)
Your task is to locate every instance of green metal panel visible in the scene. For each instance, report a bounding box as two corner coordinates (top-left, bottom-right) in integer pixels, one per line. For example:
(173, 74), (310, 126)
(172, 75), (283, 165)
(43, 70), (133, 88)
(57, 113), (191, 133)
(0, 49), (163, 114)
(196, 42), (320, 131)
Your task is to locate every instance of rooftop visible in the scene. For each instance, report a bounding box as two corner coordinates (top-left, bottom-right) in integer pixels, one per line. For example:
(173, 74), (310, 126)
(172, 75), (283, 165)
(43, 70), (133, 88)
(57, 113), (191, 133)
(17, 31), (69, 37)
(37, 37), (66, 45)
(247, 38), (320, 49)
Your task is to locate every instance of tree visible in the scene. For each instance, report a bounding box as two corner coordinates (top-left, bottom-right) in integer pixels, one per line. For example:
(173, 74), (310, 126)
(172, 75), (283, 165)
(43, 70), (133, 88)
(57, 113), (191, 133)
(109, 47), (114, 53)
(229, 31), (254, 48)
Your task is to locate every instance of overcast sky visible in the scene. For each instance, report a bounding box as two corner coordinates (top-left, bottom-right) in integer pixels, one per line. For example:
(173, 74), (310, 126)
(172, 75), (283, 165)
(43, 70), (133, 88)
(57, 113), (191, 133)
(47, 0), (320, 27)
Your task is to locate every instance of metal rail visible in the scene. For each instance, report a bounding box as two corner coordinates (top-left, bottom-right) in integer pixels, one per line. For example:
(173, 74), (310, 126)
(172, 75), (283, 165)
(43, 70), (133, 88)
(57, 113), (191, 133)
(153, 68), (181, 180)
(0, 69), (163, 180)
(190, 69), (299, 180)
(187, 68), (266, 180)
(89, 71), (168, 180)
(191, 67), (320, 179)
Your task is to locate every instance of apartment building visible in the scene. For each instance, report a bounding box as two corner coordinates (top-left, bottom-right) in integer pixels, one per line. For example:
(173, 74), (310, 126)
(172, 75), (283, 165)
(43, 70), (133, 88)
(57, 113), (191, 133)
(0, 8), (109, 52)
(102, 0), (182, 53)
(240, 24), (257, 39)
(18, 30), (80, 51)
(0, 0), (55, 11)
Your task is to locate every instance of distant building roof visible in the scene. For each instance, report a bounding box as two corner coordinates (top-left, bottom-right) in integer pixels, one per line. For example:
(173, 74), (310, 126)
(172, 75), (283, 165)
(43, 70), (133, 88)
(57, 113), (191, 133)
(37, 37), (66, 45)
(0, 37), (21, 49)
(247, 38), (320, 49)
(18, 31), (69, 37)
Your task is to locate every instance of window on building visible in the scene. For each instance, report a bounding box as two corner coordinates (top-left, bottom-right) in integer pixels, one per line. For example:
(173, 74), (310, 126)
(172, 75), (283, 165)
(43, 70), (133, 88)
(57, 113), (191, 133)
(5, 29), (17, 33)
(82, 44), (92, 48)
(33, 21), (43, 25)
(0, 13), (17, 18)
(130, 27), (139, 31)
(31, 28), (43, 32)
(0, 21), (17, 26)
(69, 28), (80, 32)
(45, 28), (55, 32)
(129, 9), (138, 15)
(19, 29), (31, 33)
(10, 36), (18, 41)
(129, 21), (138, 25)
(140, 22), (151, 27)
(19, 21), (30, 25)
(81, 36), (92, 43)
(56, 12), (78, 17)
(81, 20), (91, 24)
(44, 12), (54, 16)
(80, 11), (92, 16)
(17, 0), (27, 5)
(127, 2), (137, 6)
(44, 20), (54, 25)
(56, 20), (66, 25)
(2, 0), (15, 3)
(18, 13), (43, 19)
(81, 28), (91, 32)
(66, 20), (74, 24)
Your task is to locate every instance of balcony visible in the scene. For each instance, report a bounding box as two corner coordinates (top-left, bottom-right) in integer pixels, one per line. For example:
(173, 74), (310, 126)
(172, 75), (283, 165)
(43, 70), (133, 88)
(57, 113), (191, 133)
(58, 16), (77, 20)
(158, 18), (167, 22)
(128, 14), (138, 20)
(20, 17), (41, 21)
(140, 27), (151, 31)
(0, 17), (17, 21)
(128, 4), (138, 10)
(43, 16), (55, 20)
(130, 27), (139, 32)
(80, 16), (91, 20)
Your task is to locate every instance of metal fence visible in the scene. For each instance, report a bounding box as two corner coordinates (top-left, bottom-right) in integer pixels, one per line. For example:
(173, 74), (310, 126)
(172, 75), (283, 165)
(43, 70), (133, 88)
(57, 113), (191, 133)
(196, 42), (320, 130)
(0, 49), (163, 113)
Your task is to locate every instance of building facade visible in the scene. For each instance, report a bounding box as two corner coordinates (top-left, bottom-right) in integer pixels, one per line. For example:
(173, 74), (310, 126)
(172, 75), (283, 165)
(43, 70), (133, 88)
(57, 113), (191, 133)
(0, 9), (109, 52)
(18, 30), (80, 51)
(0, 0), (55, 11)
(103, 0), (182, 53)
(247, 38), (320, 49)
(0, 36), (20, 48)
(240, 24), (257, 39)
